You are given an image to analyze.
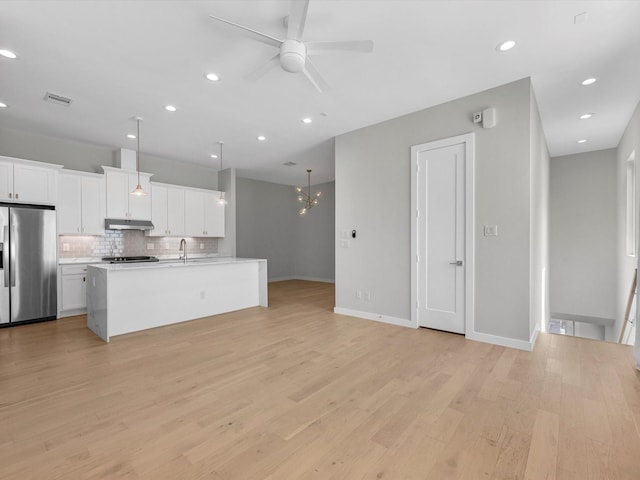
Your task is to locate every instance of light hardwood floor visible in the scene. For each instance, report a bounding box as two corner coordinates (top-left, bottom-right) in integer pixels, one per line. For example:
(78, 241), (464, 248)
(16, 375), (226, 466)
(1, 280), (639, 479)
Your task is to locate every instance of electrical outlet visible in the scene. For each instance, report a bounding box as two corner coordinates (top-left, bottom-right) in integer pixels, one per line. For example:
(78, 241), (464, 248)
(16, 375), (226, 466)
(200, 243), (205, 250)
(356, 290), (362, 299)
(165, 243), (170, 249)
(147, 243), (154, 250)
(62, 243), (70, 252)
(484, 225), (498, 236)
(365, 291), (372, 301)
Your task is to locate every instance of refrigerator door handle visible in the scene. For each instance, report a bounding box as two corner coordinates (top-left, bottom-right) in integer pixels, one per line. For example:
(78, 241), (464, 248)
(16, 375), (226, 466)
(2, 226), (7, 287)
(9, 225), (15, 287)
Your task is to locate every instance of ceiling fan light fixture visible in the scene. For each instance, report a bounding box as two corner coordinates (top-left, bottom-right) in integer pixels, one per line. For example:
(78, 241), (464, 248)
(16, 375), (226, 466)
(280, 40), (306, 73)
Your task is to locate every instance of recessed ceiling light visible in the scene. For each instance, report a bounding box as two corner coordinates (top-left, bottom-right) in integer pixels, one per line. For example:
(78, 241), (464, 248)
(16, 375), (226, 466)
(210, 154), (218, 159)
(581, 77), (597, 86)
(301, 117), (312, 124)
(164, 105), (177, 112)
(0, 102), (7, 108)
(579, 113), (593, 120)
(257, 135), (266, 141)
(496, 40), (516, 52)
(127, 134), (136, 139)
(577, 139), (588, 144)
(205, 73), (220, 82)
(0, 49), (17, 59)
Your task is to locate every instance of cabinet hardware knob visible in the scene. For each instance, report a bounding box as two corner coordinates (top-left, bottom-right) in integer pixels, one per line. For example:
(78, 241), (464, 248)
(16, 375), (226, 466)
(83, 277), (86, 282)
(15, 193), (18, 199)
(8, 193), (12, 199)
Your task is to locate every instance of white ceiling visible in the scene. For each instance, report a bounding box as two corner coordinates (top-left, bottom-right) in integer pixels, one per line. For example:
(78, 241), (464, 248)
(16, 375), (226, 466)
(1, 1), (639, 185)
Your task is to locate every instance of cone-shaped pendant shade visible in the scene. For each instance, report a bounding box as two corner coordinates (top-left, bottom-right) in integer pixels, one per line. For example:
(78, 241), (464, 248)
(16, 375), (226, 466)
(130, 117), (146, 196)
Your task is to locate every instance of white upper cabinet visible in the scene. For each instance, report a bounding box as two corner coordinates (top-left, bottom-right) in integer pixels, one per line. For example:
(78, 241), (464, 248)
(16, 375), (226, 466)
(58, 171), (105, 235)
(102, 166), (152, 220)
(149, 184), (185, 236)
(0, 156), (61, 205)
(184, 188), (225, 237)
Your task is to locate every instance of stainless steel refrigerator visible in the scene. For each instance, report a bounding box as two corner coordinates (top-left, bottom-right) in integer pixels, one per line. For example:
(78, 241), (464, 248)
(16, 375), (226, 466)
(0, 205), (57, 325)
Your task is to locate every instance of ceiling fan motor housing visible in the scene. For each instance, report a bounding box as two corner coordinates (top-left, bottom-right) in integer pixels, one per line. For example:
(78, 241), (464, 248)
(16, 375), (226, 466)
(280, 39), (306, 73)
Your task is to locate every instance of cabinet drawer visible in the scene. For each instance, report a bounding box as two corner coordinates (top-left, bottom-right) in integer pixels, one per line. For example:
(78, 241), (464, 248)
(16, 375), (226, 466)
(61, 264), (90, 275)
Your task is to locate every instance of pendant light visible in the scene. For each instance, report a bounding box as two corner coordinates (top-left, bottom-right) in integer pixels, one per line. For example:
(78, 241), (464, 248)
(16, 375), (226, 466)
(217, 141), (227, 205)
(130, 116), (146, 196)
(295, 169), (321, 215)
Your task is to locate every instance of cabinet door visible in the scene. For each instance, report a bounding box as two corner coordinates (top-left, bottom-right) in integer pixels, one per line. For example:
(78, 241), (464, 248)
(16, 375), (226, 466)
(184, 190), (205, 236)
(61, 274), (87, 310)
(13, 164), (56, 204)
(57, 173), (82, 234)
(128, 174), (151, 220)
(0, 160), (13, 201)
(150, 185), (168, 236)
(204, 191), (225, 237)
(81, 176), (105, 235)
(166, 187), (185, 236)
(105, 170), (129, 218)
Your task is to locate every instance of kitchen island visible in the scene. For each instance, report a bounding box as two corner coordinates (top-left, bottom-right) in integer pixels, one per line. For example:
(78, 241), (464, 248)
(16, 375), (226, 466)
(86, 257), (267, 342)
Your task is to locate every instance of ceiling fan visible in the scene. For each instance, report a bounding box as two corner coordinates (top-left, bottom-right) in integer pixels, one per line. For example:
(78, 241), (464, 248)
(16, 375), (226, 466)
(209, 0), (374, 93)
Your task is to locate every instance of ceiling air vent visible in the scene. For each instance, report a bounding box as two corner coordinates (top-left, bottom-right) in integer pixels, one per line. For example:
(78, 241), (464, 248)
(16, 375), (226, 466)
(283, 161), (297, 166)
(43, 92), (73, 107)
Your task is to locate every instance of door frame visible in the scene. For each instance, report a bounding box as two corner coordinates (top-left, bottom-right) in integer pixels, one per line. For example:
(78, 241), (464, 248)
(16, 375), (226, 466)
(410, 133), (475, 335)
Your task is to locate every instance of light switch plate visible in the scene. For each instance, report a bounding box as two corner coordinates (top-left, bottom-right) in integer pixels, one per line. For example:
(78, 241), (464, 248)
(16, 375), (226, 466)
(147, 243), (154, 250)
(484, 225), (498, 236)
(62, 243), (70, 252)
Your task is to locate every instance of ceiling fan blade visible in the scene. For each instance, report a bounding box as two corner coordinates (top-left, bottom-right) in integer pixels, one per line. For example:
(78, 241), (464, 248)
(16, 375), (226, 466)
(209, 14), (283, 48)
(287, 0), (310, 41)
(303, 57), (329, 93)
(245, 53), (281, 82)
(306, 40), (374, 54)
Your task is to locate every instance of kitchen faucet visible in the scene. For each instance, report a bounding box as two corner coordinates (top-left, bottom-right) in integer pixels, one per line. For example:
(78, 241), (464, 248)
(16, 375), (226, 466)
(179, 238), (187, 264)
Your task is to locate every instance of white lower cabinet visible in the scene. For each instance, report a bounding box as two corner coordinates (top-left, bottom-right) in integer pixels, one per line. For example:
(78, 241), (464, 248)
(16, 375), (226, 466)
(58, 264), (91, 317)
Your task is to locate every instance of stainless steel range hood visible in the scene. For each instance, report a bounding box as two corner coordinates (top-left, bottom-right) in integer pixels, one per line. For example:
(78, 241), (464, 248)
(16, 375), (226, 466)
(104, 218), (154, 231)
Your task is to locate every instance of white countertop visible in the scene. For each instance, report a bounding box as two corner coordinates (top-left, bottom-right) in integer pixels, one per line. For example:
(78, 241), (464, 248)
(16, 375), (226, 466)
(59, 254), (223, 265)
(87, 257), (266, 271)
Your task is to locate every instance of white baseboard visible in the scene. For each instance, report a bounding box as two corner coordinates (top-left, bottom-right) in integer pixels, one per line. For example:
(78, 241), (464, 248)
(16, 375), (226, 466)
(334, 307), (415, 328)
(269, 276), (335, 283)
(465, 326), (539, 351)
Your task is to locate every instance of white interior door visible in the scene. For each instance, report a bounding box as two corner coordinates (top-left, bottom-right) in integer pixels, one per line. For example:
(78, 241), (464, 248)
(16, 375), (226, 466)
(417, 142), (465, 333)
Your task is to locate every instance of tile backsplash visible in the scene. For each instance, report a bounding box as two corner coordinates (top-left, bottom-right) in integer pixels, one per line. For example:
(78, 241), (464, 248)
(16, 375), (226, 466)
(59, 230), (218, 258)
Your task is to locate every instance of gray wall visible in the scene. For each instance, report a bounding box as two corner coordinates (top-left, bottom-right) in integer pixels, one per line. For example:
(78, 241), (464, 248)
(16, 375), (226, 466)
(550, 149), (618, 340)
(335, 78), (536, 343)
(0, 125), (218, 189)
(236, 177), (335, 282)
(616, 100), (640, 363)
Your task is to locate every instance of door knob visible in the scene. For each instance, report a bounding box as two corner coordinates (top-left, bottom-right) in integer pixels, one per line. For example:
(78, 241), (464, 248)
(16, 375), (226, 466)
(449, 260), (463, 266)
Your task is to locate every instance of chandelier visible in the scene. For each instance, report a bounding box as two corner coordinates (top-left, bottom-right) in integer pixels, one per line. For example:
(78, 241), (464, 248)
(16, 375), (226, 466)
(295, 169), (321, 215)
